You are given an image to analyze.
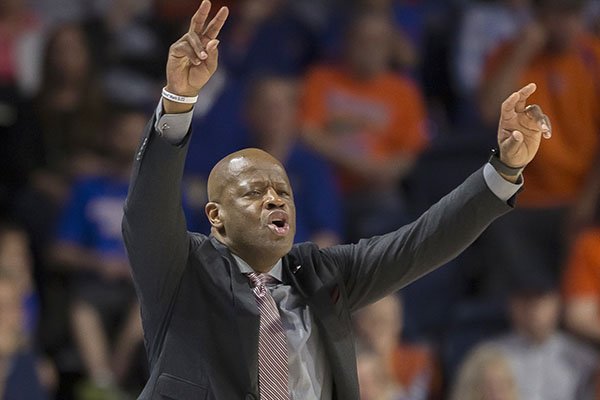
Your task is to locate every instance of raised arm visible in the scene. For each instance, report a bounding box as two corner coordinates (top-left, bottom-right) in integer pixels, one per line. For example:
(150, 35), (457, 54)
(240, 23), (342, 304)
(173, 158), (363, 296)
(122, 1), (228, 321)
(162, 1), (228, 115)
(323, 84), (552, 311)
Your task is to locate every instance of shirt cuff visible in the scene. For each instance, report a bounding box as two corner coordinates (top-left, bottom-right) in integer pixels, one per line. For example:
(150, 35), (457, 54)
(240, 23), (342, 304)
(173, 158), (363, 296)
(483, 162), (523, 201)
(154, 99), (194, 145)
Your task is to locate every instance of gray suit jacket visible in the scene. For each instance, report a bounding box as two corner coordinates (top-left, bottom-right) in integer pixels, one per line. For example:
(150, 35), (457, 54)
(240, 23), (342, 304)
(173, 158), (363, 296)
(122, 118), (513, 399)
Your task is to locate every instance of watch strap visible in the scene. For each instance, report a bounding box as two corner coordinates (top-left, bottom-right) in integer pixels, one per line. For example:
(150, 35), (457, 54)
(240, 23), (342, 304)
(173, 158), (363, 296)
(488, 148), (524, 177)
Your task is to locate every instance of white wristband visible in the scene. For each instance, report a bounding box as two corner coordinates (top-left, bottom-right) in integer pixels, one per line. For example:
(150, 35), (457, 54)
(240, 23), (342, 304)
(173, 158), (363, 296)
(161, 87), (198, 104)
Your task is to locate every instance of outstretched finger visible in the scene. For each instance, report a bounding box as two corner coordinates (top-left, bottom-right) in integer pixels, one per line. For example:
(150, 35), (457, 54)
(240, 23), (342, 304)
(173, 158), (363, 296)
(203, 6), (229, 40)
(514, 82), (537, 112)
(501, 91), (520, 120)
(189, 0), (212, 35)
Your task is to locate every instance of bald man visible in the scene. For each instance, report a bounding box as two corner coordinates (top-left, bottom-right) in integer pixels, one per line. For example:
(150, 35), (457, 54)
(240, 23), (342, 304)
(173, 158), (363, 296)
(122, 2), (552, 399)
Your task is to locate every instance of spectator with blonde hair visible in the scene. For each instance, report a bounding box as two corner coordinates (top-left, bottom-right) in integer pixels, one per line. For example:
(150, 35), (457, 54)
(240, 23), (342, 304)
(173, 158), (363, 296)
(450, 345), (519, 400)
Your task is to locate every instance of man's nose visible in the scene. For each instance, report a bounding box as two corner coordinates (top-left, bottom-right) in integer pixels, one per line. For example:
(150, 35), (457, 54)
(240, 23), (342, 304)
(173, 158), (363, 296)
(264, 188), (285, 209)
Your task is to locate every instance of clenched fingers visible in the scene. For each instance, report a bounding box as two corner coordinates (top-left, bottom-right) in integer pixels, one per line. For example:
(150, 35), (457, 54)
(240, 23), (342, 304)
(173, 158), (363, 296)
(182, 32), (207, 61)
(524, 104), (552, 138)
(170, 40), (207, 65)
(203, 39), (220, 72)
(515, 83), (537, 112)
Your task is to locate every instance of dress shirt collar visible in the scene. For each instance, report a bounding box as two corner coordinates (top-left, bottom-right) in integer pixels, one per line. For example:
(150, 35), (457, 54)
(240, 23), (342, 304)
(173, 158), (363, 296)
(232, 254), (283, 283)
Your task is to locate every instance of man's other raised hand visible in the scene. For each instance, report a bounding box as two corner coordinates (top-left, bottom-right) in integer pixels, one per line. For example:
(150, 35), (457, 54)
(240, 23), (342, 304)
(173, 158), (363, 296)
(497, 83), (551, 169)
(164, 0), (229, 113)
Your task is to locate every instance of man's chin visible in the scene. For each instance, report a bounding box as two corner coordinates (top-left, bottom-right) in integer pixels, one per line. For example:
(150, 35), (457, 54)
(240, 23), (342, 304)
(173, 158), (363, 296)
(262, 236), (294, 256)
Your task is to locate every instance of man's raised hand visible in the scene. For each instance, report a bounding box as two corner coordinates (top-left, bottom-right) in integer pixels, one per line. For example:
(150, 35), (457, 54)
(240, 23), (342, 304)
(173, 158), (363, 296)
(498, 83), (551, 168)
(164, 0), (228, 113)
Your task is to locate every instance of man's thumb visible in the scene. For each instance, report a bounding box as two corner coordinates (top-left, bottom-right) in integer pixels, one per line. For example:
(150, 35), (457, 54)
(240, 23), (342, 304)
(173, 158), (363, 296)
(500, 130), (523, 160)
(205, 39), (220, 71)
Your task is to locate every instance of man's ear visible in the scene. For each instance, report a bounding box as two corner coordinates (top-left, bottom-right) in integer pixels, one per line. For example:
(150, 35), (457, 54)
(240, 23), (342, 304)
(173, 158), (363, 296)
(205, 202), (224, 229)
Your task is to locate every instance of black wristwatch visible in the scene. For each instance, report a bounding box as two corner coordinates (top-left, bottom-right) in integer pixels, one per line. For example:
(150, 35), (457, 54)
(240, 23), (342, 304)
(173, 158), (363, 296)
(488, 148), (524, 177)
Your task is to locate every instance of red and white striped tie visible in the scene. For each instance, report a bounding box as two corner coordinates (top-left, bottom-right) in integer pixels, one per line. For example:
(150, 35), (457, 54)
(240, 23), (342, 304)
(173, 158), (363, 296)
(246, 272), (290, 400)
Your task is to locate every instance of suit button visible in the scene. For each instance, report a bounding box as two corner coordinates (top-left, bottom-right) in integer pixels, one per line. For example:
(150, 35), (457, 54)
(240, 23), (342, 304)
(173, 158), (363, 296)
(245, 394), (257, 400)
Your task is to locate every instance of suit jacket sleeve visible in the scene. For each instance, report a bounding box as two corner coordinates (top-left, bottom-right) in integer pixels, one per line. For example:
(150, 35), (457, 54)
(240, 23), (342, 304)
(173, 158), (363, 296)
(321, 167), (513, 312)
(122, 115), (192, 329)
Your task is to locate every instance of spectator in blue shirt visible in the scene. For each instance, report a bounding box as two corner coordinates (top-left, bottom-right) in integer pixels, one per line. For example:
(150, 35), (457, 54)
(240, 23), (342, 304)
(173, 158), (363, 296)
(50, 107), (149, 395)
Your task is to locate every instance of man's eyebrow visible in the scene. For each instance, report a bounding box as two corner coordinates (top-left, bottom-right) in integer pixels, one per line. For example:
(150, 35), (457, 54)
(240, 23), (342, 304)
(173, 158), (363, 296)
(237, 180), (267, 190)
(237, 179), (290, 190)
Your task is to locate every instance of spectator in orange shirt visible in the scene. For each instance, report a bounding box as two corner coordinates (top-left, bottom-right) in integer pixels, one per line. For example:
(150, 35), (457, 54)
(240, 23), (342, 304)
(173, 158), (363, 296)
(300, 10), (429, 241)
(564, 227), (600, 340)
(563, 188), (600, 344)
(353, 295), (436, 400)
(478, 0), (600, 294)
(481, 0), (600, 208)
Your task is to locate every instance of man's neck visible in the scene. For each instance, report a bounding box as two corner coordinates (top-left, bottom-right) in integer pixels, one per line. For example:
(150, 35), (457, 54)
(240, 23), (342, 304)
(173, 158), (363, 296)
(211, 233), (282, 273)
(211, 231), (285, 273)
(232, 253), (283, 280)
(234, 253), (279, 273)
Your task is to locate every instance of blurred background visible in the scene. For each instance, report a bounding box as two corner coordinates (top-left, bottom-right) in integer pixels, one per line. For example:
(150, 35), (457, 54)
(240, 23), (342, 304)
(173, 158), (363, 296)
(2, 0), (600, 399)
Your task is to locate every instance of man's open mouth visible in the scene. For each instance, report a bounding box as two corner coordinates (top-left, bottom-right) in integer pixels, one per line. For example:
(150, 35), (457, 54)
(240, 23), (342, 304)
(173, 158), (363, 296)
(267, 211), (290, 236)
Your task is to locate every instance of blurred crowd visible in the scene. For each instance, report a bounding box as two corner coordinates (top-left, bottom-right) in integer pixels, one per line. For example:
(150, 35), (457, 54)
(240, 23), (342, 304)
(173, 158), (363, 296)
(2, 0), (600, 399)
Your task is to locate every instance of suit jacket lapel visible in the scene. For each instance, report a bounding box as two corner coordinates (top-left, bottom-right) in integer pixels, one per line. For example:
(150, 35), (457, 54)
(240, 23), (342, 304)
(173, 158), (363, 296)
(208, 236), (259, 389)
(282, 254), (347, 338)
(283, 250), (355, 400)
